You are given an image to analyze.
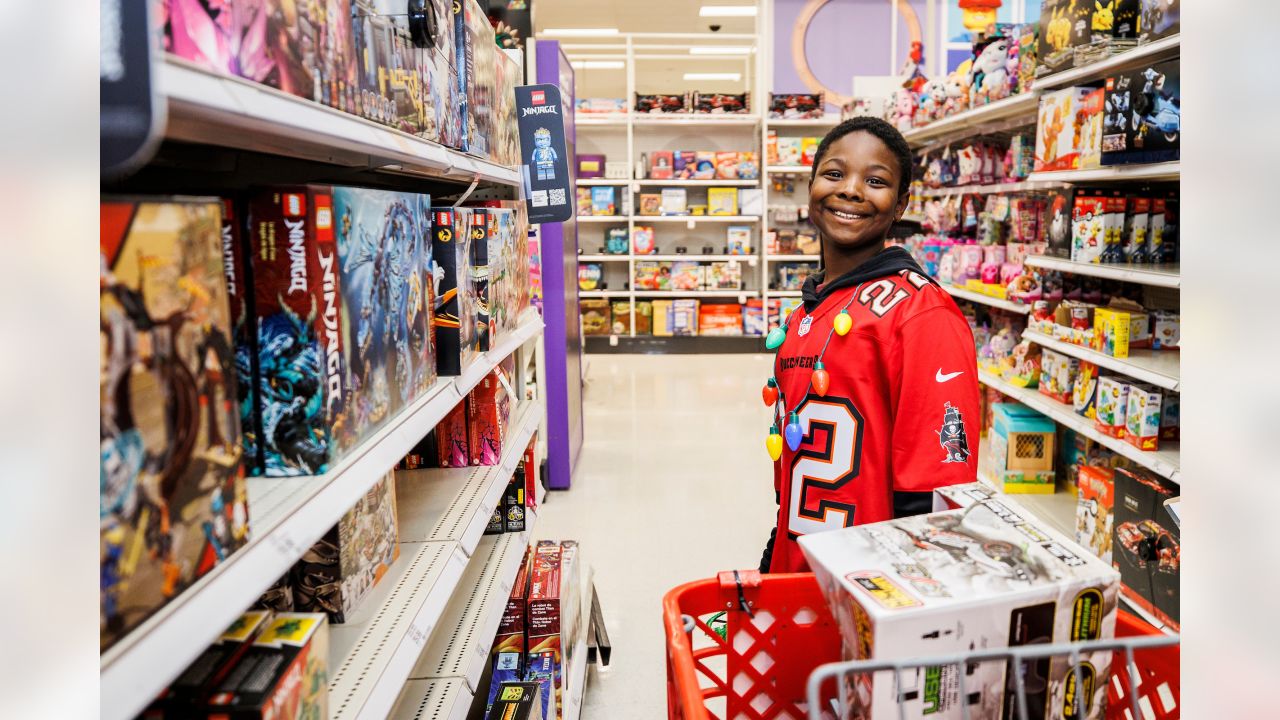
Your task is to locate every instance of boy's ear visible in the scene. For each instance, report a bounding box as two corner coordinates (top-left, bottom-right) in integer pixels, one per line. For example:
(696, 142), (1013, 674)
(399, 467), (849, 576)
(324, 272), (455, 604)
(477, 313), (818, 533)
(895, 192), (910, 218)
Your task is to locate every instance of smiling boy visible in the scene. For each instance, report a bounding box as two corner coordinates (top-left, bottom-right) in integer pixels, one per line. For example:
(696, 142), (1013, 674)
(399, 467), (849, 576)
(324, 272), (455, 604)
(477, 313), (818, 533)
(761, 117), (981, 574)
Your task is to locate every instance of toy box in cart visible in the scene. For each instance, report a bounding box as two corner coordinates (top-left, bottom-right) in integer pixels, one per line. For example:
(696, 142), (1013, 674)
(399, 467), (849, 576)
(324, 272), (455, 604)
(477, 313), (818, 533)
(801, 487), (1121, 720)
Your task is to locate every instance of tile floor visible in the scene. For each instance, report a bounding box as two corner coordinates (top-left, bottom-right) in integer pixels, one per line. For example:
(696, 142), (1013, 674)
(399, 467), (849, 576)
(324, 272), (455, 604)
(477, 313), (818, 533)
(535, 352), (780, 718)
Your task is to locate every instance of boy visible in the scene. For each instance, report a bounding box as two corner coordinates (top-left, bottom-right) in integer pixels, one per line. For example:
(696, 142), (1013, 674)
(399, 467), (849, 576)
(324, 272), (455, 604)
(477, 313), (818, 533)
(761, 117), (980, 573)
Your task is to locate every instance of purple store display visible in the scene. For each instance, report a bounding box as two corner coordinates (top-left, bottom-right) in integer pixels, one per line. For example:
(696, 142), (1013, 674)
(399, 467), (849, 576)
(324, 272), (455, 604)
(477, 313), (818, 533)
(532, 39), (585, 490)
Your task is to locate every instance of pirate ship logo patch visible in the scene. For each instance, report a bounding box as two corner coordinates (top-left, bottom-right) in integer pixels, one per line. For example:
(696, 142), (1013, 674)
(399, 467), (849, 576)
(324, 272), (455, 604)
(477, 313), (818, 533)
(936, 402), (971, 463)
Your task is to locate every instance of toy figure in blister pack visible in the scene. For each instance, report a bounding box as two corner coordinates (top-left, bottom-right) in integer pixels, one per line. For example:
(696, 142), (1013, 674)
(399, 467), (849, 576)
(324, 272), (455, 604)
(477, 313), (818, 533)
(532, 127), (558, 181)
(1132, 66), (1180, 145)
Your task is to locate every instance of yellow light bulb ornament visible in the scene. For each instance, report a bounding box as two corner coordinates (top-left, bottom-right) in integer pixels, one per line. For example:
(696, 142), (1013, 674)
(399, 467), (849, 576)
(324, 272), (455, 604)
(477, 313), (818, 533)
(833, 310), (853, 336)
(766, 425), (783, 461)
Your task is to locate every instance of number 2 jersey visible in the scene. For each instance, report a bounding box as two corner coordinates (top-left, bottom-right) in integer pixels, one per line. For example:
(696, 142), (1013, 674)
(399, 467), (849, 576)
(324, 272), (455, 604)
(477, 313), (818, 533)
(766, 247), (981, 573)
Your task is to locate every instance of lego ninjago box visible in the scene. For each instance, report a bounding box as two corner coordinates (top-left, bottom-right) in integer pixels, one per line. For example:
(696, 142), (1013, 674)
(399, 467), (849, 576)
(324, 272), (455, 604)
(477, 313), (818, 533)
(526, 541), (583, 720)
(805, 487), (1120, 720)
(204, 612), (330, 718)
(431, 207), (478, 375)
(467, 208), (494, 353)
(141, 610), (272, 716)
(419, 0), (465, 149)
(100, 198), (250, 650)
(1113, 468), (1179, 629)
(456, 0), (497, 158)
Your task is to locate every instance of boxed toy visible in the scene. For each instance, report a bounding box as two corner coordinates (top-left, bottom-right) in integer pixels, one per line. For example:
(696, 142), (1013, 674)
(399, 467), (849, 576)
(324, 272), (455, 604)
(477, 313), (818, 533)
(670, 261), (700, 291)
(1123, 383), (1161, 451)
(776, 137), (802, 166)
(472, 204), (525, 343)
(714, 151), (739, 180)
(631, 226), (655, 255)
(660, 188), (688, 215)
(1038, 349), (1078, 403)
(698, 303), (743, 336)
(145, 609), (273, 714)
(575, 188), (592, 217)
(1138, 0), (1180, 43)
(1070, 193), (1105, 263)
(739, 188), (764, 216)
(1092, 307), (1132, 358)
(693, 151), (718, 179)
(708, 263), (743, 290)
(204, 613), (330, 718)
(1113, 468), (1179, 629)
(1094, 376), (1129, 438)
(420, 0), (464, 149)
(649, 151), (675, 180)
(638, 193), (662, 216)
(294, 472), (399, 622)
(1042, 190), (1074, 258)
(576, 154), (605, 178)
(431, 207), (477, 375)
(635, 92), (688, 113)
(1034, 88), (1091, 172)
(693, 91), (749, 114)
(673, 151), (696, 179)
(577, 263), (602, 292)
(437, 399), (470, 467)
(1076, 466), (1115, 564)
(1078, 87), (1105, 169)
(799, 497), (1120, 720)
(737, 151), (760, 179)
(742, 300), (766, 336)
(726, 226), (751, 255)
(487, 683), (545, 720)
(505, 468), (529, 533)
(467, 362), (513, 466)
(1101, 60), (1180, 166)
(580, 300), (612, 336)
(457, 0), (497, 157)
(707, 188), (738, 216)
(352, 2), (400, 129)
(1073, 361), (1100, 418)
(633, 301), (654, 335)
(987, 403), (1056, 493)
(590, 187), (616, 216)
(768, 92), (823, 119)
(609, 302), (632, 335)
(671, 299), (700, 336)
(800, 137), (819, 166)
(527, 541), (583, 720)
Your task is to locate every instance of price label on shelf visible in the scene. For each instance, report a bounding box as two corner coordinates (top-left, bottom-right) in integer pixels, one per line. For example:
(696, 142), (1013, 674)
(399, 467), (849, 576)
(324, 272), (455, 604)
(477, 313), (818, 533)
(407, 620), (434, 649)
(269, 528), (304, 559)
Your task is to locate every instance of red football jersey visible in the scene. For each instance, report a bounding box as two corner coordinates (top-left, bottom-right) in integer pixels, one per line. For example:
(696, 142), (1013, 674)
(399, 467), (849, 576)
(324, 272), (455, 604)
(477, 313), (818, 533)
(768, 268), (981, 573)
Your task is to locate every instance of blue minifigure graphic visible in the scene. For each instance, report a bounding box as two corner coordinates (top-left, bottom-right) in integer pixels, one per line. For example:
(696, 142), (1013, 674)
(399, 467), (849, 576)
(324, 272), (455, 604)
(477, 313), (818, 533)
(532, 127), (558, 181)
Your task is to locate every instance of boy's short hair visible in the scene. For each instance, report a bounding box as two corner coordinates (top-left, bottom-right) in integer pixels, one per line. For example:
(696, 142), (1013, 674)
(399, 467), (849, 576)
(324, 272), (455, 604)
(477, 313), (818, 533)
(810, 116), (914, 198)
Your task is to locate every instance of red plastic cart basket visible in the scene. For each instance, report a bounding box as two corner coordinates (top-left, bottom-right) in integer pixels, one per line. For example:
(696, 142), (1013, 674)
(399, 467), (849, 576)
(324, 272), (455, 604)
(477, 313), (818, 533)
(664, 571), (1180, 720)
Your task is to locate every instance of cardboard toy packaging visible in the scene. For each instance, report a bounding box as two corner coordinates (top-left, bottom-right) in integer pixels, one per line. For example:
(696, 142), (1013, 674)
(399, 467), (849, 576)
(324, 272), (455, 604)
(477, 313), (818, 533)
(1113, 468), (1180, 629)
(143, 610), (272, 716)
(504, 469), (528, 532)
(492, 49), (523, 166)
(457, 0), (497, 157)
(220, 198), (264, 475)
(590, 187), (617, 216)
(333, 187), (433, 436)
(373, 0), (427, 134)
(579, 300), (612, 336)
(1100, 59), (1180, 166)
(649, 150), (675, 179)
(1138, 0), (1179, 43)
(419, 0), (465, 148)
(1071, 193), (1106, 264)
(986, 403), (1056, 493)
(487, 683), (545, 720)
(1076, 466), (1115, 564)
(1123, 383), (1162, 450)
(203, 612), (330, 718)
(244, 187), (355, 476)
(432, 207), (477, 375)
(467, 208), (493, 353)
(527, 541), (583, 720)
(609, 301), (631, 334)
(805, 486), (1120, 720)
(353, 1), (397, 127)
(1042, 189), (1075, 258)
(1078, 87), (1105, 169)
(707, 188), (738, 216)
(1094, 376), (1130, 438)
(467, 360), (513, 466)
(436, 399), (471, 467)
(660, 188), (688, 215)
(293, 471), (399, 623)
(101, 198), (251, 647)
(470, 202), (530, 340)
(1034, 88), (1091, 172)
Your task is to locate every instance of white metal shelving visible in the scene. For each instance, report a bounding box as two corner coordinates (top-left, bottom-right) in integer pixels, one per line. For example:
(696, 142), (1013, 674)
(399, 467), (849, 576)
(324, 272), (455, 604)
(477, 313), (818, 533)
(579, 290), (632, 299)
(159, 57), (520, 186)
(1027, 161), (1180, 184)
(1024, 255), (1181, 288)
(633, 215), (760, 223)
(632, 178), (760, 187)
(1032, 35), (1181, 91)
(632, 114), (759, 126)
(100, 313), (544, 720)
(767, 117), (840, 127)
(632, 289), (757, 299)
(575, 114), (631, 126)
(901, 92), (1041, 148)
(388, 678), (473, 720)
(1022, 329), (1180, 391)
(576, 178), (631, 186)
(576, 215), (629, 223)
(978, 370), (1180, 482)
(634, 254), (755, 262)
(942, 284), (1031, 315)
(920, 179), (1066, 197)
(766, 254), (820, 262)
(765, 165), (812, 174)
(578, 254), (630, 262)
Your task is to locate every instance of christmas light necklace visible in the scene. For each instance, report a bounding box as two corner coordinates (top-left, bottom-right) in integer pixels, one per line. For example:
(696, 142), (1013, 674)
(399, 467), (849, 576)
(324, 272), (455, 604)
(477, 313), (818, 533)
(762, 283), (863, 460)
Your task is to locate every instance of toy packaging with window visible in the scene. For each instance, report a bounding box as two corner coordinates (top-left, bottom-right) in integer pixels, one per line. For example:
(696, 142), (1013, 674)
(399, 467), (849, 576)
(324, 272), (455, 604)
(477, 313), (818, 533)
(1123, 383), (1162, 450)
(203, 612), (330, 718)
(100, 198), (251, 648)
(292, 471), (399, 623)
(1094, 376), (1129, 438)
(1076, 466), (1116, 564)
(1113, 468), (1179, 629)
(986, 403), (1057, 493)
(800, 492), (1120, 720)
(1035, 88), (1091, 172)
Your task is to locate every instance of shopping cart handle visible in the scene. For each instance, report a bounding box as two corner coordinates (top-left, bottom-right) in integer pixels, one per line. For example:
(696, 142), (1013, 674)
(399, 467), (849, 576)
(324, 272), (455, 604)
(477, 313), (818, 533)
(717, 570), (760, 618)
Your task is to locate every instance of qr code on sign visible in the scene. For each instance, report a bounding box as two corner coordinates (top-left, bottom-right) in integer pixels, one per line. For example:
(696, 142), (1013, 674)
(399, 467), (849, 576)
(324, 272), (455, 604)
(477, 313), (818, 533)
(549, 188), (567, 206)
(531, 190), (548, 207)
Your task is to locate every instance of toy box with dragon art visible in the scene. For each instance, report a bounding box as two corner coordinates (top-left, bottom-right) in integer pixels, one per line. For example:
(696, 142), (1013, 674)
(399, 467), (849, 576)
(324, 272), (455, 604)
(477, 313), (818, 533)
(527, 541), (583, 720)
(203, 612), (330, 718)
(332, 187), (433, 436)
(432, 207), (477, 375)
(800, 492), (1120, 720)
(467, 208), (493, 352)
(243, 187), (353, 477)
(457, 0), (497, 157)
(471, 201), (531, 339)
(485, 549), (530, 711)
(100, 198), (250, 650)
(1035, 88), (1092, 172)
(1113, 467), (1179, 629)
(467, 359), (513, 466)
(220, 198), (265, 476)
(292, 471), (398, 623)
(436, 398), (471, 467)
(1076, 466), (1115, 564)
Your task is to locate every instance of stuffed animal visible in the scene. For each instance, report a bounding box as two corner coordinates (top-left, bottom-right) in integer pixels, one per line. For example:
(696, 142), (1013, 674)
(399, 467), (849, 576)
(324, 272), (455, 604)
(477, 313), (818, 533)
(969, 35), (1011, 105)
(890, 88), (917, 132)
(943, 71), (970, 116)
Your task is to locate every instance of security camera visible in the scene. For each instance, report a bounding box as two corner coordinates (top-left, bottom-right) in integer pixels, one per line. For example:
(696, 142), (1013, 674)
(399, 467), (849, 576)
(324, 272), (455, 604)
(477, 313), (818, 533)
(709, 24), (722, 32)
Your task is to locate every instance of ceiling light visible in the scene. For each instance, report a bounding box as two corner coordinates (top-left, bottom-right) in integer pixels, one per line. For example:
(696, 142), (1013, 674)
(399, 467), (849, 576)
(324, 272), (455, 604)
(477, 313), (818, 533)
(541, 28), (620, 37)
(571, 61), (625, 69)
(699, 5), (758, 17)
(690, 46), (753, 55)
(683, 72), (742, 81)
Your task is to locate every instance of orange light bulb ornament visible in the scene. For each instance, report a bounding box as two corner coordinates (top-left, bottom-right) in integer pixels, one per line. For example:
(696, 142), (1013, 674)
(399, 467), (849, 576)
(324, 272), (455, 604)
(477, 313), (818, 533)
(811, 361), (830, 396)
(766, 425), (783, 461)
(762, 378), (778, 407)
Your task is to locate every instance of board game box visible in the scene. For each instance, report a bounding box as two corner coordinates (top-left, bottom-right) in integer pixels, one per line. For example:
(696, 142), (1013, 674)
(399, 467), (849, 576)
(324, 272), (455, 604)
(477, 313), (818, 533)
(100, 197), (250, 649)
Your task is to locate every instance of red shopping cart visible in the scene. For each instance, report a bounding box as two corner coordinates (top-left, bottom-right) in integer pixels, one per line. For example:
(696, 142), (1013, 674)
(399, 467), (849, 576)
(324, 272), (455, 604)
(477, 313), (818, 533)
(664, 571), (1180, 720)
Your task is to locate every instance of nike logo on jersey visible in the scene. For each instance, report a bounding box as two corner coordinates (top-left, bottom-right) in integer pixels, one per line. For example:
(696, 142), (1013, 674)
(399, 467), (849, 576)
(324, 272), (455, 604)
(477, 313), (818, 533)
(936, 369), (963, 383)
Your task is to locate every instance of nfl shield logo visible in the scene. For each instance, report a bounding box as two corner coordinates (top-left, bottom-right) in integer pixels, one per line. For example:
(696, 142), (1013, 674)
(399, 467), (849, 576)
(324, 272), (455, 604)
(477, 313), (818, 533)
(798, 316), (813, 337)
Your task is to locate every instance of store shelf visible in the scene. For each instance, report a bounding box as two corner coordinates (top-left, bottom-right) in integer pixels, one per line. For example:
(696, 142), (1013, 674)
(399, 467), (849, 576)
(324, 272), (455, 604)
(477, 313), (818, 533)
(766, 254), (821, 262)
(562, 621), (592, 720)
(1021, 329), (1180, 391)
(411, 530), (534, 690)
(159, 57), (519, 186)
(920, 179), (1066, 197)
(99, 312), (543, 720)
(632, 289), (757, 298)
(576, 178), (631, 186)
(1027, 161), (1180, 184)
(633, 178), (759, 187)
(578, 255), (630, 262)
(978, 370), (1180, 482)
(1033, 35), (1181, 91)
(767, 117), (840, 127)
(1024, 255), (1181, 288)
(576, 215), (629, 223)
(389, 678), (473, 720)
(768, 290), (803, 297)
(585, 335), (764, 354)
(579, 290), (632, 298)
(639, 254), (756, 262)
(632, 114), (760, 126)
(901, 213), (925, 224)
(942, 284), (1031, 314)
(327, 400), (542, 720)
(766, 165), (813, 175)
(575, 114), (631, 126)
(1012, 489), (1079, 541)
(636, 215), (760, 223)
(901, 92), (1040, 147)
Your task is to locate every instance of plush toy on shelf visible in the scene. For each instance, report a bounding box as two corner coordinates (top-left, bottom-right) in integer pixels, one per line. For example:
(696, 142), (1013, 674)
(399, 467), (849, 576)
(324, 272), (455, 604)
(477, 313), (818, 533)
(889, 88), (917, 132)
(969, 34), (1011, 106)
